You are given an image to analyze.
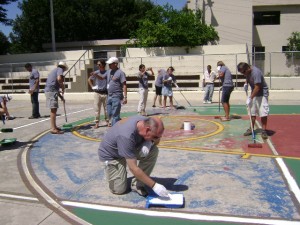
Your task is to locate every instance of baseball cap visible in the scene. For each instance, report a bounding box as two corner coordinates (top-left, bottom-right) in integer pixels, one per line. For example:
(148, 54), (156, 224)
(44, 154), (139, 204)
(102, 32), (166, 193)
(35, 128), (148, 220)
(106, 57), (119, 64)
(58, 61), (69, 70)
(4, 94), (12, 101)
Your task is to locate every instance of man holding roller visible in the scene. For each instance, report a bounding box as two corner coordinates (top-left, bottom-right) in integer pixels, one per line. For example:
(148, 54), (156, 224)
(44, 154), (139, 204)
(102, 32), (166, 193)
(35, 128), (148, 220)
(237, 62), (269, 140)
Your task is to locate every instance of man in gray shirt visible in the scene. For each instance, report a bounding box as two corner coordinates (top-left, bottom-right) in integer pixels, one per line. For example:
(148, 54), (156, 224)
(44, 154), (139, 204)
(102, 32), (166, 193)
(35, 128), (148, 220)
(25, 63), (41, 119)
(217, 61), (234, 121)
(88, 59), (108, 128)
(106, 57), (127, 126)
(237, 62), (269, 139)
(44, 61), (68, 134)
(98, 115), (169, 198)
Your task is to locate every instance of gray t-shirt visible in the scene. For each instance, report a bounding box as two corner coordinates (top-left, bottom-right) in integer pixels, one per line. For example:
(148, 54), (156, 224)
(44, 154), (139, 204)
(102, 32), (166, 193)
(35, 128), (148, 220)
(29, 68), (40, 92)
(90, 70), (107, 91)
(107, 69), (126, 98)
(163, 74), (176, 88)
(219, 66), (233, 87)
(44, 67), (64, 92)
(155, 73), (164, 87)
(138, 71), (150, 89)
(248, 66), (269, 97)
(98, 115), (147, 161)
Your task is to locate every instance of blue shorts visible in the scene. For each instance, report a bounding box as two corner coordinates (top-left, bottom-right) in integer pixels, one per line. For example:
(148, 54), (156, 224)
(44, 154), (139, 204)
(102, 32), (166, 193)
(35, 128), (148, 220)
(162, 86), (173, 97)
(221, 86), (234, 103)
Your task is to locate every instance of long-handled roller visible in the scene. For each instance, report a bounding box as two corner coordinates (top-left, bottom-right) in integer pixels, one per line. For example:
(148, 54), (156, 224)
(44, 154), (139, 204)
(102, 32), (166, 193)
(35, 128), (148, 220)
(175, 83), (192, 107)
(247, 106), (262, 148)
(245, 87), (262, 148)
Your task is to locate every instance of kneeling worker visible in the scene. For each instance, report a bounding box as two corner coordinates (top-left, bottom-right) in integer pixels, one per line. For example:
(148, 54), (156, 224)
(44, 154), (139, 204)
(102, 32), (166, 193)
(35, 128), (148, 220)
(98, 115), (169, 197)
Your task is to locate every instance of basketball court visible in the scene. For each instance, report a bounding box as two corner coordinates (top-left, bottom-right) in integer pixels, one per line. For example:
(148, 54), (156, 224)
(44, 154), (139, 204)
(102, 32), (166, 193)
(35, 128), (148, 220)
(17, 103), (300, 225)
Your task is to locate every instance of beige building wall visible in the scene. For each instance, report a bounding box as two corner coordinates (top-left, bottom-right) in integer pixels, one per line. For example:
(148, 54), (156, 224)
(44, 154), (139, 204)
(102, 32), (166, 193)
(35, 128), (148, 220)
(253, 4), (300, 52)
(187, 0), (253, 47)
(187, 0), (300, 52)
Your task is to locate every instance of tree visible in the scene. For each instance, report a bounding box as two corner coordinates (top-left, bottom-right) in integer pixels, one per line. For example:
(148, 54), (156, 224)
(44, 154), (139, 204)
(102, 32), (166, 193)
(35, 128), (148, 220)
(128, 5), (219, 48)
(0, 31), (10, 54)
(285, 31), (300, 58)
(285, 31), (300, 75)
(9, 0), (155, 53)
(0, 0), (17, 25)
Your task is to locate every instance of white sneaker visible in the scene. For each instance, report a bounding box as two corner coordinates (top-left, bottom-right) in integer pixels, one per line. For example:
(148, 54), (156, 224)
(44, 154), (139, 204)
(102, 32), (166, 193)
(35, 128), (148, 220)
(203, 100), (207, 104)
(207, 101), (212, 104)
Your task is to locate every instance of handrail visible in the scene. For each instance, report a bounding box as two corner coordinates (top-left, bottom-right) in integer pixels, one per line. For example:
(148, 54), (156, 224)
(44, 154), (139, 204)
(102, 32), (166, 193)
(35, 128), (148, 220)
(64, 49), (90, 89)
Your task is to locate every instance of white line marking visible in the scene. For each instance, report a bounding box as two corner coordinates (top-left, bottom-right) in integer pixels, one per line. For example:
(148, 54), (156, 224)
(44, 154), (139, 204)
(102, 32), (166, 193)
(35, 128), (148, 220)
(0, 107), (93, 132)
(0, 193), (38, 202)
(62, 201), (300, 225)
(256, 121), (300, 204)
(20, 132), (91, 225)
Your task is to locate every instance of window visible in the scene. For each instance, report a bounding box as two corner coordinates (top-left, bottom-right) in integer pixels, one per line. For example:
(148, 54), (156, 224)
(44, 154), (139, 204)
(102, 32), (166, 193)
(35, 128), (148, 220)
(282, 46), (289, 52)
(253, 46), (265, 60)
(254, 11), (280, 25)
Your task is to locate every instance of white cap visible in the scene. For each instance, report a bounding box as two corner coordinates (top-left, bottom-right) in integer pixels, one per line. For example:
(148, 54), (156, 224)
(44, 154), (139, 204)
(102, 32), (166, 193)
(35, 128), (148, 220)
(58, 61), (68, 70)
(4, 94), (12, 101)
(106, 57), (119, 64)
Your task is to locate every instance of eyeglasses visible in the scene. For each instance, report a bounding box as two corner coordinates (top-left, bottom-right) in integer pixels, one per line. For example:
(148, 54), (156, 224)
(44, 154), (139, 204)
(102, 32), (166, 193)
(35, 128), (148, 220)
(97, 64), (101, 66)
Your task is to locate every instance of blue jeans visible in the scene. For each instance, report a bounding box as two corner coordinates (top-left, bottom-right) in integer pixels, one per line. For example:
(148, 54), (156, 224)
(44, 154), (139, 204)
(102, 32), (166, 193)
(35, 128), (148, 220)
(204, 83), (214, 101)
(107, 96), (122, 126)
(31, 92), (40, 117)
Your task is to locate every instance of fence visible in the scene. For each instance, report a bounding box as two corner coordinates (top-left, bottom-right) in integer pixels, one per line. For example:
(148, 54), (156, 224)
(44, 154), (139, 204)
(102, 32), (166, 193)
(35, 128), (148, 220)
(0, 51), (299, 93)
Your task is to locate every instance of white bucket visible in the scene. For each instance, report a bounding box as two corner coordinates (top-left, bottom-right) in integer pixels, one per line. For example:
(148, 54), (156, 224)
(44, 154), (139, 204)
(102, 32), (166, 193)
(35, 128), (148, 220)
(183, 121), (192, 131)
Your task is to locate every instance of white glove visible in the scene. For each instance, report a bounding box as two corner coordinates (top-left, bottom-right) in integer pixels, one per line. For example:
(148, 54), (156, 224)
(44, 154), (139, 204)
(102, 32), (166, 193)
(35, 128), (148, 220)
(243, 83), (248, 92)
(92, 85), (99, 90)
(139, 141), (153, 157)
(152, 183), (169, 197)
(217, 66), (221, 71)
(246, 97), (252, 106)
(167, 77), (172, 81)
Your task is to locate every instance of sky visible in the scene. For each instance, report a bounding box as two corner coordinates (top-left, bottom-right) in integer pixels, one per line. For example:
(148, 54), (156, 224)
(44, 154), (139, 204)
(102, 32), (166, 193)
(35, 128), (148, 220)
(0, 0), (187, 37)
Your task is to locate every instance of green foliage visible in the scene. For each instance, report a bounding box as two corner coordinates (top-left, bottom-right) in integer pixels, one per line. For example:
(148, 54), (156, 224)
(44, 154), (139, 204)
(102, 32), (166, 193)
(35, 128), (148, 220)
(0, 0), (17, 25)
(0, 31), (10, 54)
(285, 31), (300, 60)
(9, 0), (155, 53)
(128, 5), (219, 48)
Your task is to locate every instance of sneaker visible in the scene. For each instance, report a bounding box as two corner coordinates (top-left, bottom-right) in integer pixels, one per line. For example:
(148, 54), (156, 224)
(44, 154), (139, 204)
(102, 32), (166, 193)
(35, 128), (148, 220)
(207, 101), (212, 104)
(131, 183), (148, 197)
(152, 105), (156, 108)
(244, 128), (252, 136)
(203, 100), (207, 104)
(261, 130), (268, 139)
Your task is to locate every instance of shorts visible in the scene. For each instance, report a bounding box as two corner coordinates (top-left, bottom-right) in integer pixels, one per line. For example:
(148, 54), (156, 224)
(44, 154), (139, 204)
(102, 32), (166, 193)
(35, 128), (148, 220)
(155, 85), (162, 95)
(162, 86), (173, 97)
(45, 92), (59, 109)
(250, 96), (269, 117)
(221, 86), (234, 103)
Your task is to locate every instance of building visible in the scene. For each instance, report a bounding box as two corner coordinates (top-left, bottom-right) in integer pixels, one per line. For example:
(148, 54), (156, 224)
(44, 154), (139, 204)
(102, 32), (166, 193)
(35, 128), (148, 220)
(187, 0), (300, 53)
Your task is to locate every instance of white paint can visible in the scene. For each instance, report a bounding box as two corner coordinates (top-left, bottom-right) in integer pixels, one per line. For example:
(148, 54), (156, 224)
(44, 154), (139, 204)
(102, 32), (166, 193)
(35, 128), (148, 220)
(183, 121), (192, 131)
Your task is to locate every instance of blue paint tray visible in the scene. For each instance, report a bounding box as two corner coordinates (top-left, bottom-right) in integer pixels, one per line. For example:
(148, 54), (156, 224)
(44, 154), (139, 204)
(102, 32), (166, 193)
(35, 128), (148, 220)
(145, 193), (184, 208)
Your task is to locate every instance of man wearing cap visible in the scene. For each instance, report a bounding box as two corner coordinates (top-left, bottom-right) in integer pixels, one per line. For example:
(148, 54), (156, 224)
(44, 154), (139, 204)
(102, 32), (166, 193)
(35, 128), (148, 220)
(105, 57), (127, 126)
(44, 61), (68, 134)
(25, 63), (41, 119)
(98, 115), (170, 197)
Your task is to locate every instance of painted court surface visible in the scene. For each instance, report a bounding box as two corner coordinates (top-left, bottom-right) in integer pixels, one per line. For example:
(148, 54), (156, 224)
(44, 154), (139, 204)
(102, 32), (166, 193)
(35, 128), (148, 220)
(21, 105), (300, 225)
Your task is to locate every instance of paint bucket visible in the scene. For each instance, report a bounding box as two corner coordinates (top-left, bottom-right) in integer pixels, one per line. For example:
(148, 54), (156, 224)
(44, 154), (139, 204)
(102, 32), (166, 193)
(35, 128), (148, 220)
(183, 121), (192, 131)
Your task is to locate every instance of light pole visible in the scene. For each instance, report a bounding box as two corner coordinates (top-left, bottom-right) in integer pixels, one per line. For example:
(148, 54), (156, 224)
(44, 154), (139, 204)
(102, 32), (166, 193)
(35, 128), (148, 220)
(50, 0), (56, 52)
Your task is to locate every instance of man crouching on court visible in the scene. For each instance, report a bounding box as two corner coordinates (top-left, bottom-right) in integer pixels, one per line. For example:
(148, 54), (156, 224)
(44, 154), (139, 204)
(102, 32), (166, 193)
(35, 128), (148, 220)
(98, 115), (170, 197)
